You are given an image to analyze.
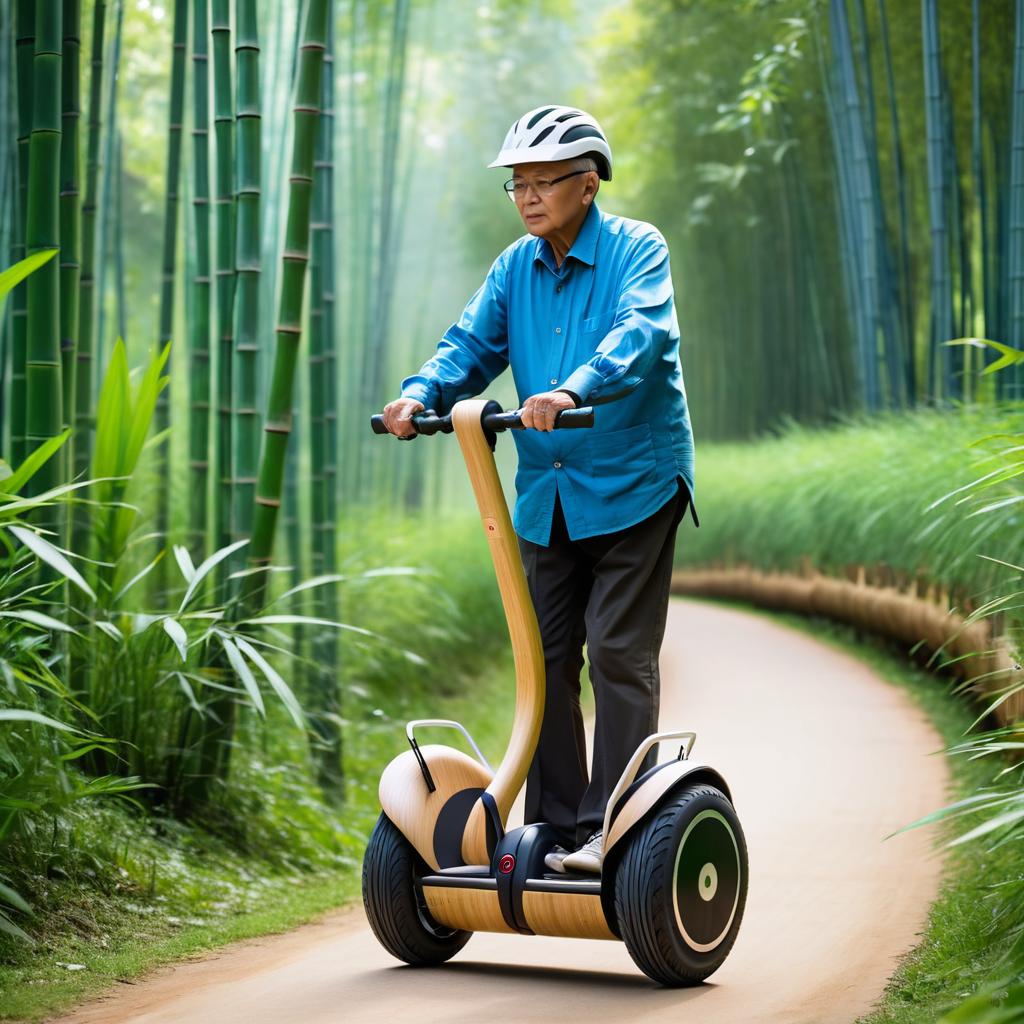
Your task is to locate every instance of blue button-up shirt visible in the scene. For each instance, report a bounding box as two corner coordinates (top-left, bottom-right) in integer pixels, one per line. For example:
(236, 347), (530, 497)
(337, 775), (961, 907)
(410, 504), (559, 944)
(400, 199), (698, 546)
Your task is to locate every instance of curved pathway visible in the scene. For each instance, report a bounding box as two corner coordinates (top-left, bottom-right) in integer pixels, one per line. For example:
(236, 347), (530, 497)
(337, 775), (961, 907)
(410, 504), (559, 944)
(55, 598), (951, 1024)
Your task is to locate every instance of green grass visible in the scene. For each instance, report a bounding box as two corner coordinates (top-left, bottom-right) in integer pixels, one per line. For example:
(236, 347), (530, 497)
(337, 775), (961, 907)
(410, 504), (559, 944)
(682, 404), (1024, 604)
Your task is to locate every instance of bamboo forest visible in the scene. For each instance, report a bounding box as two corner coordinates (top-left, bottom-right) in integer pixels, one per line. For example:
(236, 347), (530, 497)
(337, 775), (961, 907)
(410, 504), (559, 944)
(1, 0), (1023, 1021)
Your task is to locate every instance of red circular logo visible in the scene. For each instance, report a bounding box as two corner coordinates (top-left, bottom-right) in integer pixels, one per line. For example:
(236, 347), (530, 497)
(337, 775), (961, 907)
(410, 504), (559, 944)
(499, 854), (516, 874)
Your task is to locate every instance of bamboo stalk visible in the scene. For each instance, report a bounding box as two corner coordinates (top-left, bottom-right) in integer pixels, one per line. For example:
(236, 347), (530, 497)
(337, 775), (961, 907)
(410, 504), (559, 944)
(188, 0), (329, 807)
(154, 0), (188, 552)
(211, 0), (236, 568)
(1008, 0), (1024, 399)
(308, 8), (342, 797)
(25, 0), (63, 500)
(11, 0), (34, 466)
(237, 0), (328, 614)
(877, 0), (915, 403)
(72, 0), (105, 559)
(231, 0), (262, 575)
(922, 0), (955, 402)
(189, 0), (212, 558)
(94, 0), (123, 385)
(59, 0), (79, 446)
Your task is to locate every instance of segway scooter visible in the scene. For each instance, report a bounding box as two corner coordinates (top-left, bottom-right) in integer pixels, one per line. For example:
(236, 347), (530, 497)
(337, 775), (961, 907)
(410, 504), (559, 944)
(363, 398), (748, 986)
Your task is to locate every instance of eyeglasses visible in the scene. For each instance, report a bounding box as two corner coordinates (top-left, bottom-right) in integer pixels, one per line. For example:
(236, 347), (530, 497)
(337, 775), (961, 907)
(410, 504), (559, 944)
(503, 168), (593, 203)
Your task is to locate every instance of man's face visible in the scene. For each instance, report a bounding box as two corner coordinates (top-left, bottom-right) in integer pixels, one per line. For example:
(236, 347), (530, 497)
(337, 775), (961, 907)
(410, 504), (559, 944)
(509, 159), (597, 237)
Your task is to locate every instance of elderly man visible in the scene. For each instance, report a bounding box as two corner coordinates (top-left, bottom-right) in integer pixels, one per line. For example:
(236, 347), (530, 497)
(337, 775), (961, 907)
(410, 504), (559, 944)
(381, 104), (699, 875)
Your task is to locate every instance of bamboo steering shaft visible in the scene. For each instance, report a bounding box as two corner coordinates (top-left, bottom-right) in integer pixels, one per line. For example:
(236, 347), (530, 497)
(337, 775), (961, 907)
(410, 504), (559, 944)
(451, 400), (546, 864)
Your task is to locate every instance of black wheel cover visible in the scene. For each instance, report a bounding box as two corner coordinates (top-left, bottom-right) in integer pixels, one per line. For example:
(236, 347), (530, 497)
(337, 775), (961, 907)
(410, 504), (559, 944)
(672, 809), (741, 951)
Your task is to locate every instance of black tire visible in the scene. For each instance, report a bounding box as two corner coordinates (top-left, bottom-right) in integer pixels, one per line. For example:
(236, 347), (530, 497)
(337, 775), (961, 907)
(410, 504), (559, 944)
(614, 783), (748, 986)
(361, 812), (472, 966)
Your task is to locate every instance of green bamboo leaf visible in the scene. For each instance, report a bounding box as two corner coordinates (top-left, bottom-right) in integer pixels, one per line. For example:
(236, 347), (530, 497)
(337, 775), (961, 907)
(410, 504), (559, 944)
(94, 621), (124, 643)
(240, 614), (376, 637)
(0, 709), (80, 733)
(162, 618), (189, 662)
(361, 567), (425, 579)
(882, 790), (1019, 839)
(113, 550), (166, 603)
(0, 881), (31, 914)
(272, 573), (348, 605)
(124, 343), (171, 471)
(966, 494), (1024, 518)
(0, 911), (32, 943)
(0, 476), (122, 519)
(175, 673), (203, 714)
(6, 526), (96, 600)
(92, 339), (130, 482)
(0, 249), (57, 300)
(234, 635), (305, 728)
(179, 539), (249, 612)
(218, 634), (265, 715)
(0, 429), (72, 496)
(173, 545), (196, 584)
(948, 804), (1024, 847)
(0, 610), (81, 635)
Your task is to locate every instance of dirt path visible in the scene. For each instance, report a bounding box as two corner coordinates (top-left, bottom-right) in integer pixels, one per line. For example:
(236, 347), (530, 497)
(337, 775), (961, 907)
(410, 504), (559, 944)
(54, 598), (952, 1024)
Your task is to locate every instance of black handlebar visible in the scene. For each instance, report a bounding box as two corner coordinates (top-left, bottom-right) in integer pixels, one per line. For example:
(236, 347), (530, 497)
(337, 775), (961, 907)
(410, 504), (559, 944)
(370, 402), (594, 438)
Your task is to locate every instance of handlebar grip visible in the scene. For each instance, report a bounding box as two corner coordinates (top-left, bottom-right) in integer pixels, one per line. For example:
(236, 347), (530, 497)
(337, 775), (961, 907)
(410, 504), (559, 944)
(554, 408), (595, 428)
(370, 415), (388, 434)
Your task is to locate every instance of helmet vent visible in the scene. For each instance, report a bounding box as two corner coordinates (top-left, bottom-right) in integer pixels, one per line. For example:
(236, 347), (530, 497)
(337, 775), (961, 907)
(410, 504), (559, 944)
(559, 125), (605, 144)
(554, 110), (583, 122)
(527, 106), (557, 129)
(529, 124), (557, 146)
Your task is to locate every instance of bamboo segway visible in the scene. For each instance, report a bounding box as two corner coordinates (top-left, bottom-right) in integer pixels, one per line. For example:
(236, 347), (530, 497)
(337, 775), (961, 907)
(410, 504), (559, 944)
(364, 398), (748, 985)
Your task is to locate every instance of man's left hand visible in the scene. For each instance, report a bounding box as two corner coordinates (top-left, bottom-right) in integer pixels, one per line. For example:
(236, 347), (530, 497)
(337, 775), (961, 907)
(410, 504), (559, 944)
(520, 390), (577, 432)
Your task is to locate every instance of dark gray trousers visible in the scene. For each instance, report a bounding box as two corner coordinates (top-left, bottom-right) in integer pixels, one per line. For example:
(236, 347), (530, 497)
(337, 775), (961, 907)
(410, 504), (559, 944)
(516, 477), (689, 849)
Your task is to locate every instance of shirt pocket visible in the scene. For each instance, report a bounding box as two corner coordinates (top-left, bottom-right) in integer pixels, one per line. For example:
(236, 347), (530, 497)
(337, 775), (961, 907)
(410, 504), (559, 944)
(584, 422), (660, 501)
(582, 307), (616, 336)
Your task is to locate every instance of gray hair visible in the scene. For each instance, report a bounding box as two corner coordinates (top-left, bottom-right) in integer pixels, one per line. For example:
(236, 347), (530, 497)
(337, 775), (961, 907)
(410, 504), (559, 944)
(571, 155), (600, 175)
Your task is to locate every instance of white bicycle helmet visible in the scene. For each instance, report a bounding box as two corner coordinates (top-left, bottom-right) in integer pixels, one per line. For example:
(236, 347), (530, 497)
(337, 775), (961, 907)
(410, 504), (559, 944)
(488, 104), (613, 181)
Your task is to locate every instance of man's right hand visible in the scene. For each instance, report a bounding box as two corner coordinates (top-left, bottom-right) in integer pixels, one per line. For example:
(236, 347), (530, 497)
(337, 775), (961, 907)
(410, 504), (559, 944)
(381, 397), (425, 438)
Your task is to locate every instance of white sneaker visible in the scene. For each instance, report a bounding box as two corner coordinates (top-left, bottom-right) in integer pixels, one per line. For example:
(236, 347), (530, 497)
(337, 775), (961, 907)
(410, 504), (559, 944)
(561, 831), (603, 874)
(544, 844), (572, 873)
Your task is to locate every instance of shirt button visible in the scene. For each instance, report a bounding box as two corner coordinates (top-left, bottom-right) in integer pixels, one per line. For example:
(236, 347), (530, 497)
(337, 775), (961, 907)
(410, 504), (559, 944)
(556, 284), (563, 292)
(554, 327), (561, 334)
(549, 378), (558, 385)
(553, 461), (562, 469)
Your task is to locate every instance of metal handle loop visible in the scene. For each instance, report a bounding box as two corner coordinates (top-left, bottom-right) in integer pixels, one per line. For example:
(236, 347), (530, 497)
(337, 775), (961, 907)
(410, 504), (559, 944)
(601, 730), (697, 846)
(405, 719), (493, 773)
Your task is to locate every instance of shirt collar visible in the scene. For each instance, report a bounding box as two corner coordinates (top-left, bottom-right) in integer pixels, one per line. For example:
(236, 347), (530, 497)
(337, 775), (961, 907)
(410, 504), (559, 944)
(533, 199), (602, 275)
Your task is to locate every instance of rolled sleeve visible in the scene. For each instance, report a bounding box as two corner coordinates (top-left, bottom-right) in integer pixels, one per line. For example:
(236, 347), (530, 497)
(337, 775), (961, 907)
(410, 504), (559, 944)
(561, 234), (675, 406)
(400, 250), (510, 414)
